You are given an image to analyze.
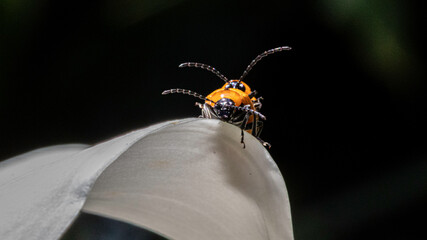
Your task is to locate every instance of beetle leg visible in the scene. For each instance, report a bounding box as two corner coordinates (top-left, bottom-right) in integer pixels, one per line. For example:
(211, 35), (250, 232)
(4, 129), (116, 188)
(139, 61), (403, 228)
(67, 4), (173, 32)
(252, 116), (269, 148)
(239, 113), (251, 149)
(200, 103), (218, 119)
(248, 90), (258, 98)
(240, 129), (246, 149)
(195, 102), (203, 109)
(255, 119), (264, 137)
(253, 96), (263, 111)
(256, 137), (271, 149)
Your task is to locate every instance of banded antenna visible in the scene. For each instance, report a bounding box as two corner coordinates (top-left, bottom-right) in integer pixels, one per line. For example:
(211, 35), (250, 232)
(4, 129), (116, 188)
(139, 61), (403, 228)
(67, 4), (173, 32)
(239, 46), (291, 82)
(162, 88), (215, 104)
(179, 62), (228, 83)
(231, 105), (266, 120)
(162, 88), (267, 120)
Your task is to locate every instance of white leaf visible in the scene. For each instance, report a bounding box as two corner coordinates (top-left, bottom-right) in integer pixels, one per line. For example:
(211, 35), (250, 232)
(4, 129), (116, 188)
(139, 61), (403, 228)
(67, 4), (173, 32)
(83, 119), (293, 240)
(0, 118), (293, 240)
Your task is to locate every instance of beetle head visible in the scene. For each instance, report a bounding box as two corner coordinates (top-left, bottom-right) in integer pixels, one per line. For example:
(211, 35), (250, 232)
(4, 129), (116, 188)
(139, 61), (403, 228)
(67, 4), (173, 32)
(214, 98), (235, 121)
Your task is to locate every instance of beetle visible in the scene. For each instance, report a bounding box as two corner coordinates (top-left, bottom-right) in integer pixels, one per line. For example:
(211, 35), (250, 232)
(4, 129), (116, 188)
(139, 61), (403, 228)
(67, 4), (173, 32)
(162, 46), (291, 148)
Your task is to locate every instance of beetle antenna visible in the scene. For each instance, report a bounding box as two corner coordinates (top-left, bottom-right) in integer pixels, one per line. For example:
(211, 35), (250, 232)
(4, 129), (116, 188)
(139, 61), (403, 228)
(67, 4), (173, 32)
(179, 62), (229, 83)
(238, 46), (291, 82)
(162, 88), (215, 104)
(231, 105), (267, 120)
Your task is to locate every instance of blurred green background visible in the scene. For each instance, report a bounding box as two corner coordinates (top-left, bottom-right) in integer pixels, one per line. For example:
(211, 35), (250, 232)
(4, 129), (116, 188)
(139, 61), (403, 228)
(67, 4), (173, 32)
(1, 0), (426, 239)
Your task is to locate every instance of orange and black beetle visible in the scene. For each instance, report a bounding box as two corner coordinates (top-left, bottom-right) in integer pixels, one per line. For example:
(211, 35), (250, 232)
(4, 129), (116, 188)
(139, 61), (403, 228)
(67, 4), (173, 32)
(162, 46), (291, 148)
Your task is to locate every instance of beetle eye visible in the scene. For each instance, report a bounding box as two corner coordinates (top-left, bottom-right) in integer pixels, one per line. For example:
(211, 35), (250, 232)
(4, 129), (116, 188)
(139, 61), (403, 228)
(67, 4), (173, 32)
(225, 81), (246, 92)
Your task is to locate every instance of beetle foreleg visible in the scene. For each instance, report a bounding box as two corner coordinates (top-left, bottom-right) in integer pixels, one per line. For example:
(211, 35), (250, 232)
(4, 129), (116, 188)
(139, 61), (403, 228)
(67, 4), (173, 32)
(200, 103), (219, 119)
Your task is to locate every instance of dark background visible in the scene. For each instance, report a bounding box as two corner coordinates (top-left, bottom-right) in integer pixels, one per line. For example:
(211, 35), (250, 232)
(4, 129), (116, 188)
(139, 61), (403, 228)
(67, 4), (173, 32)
(1, 0), (426, 239)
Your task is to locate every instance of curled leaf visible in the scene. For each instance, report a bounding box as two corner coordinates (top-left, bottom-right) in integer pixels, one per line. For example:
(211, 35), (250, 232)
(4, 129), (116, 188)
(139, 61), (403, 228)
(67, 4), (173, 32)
(0, 119), (293, 240)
